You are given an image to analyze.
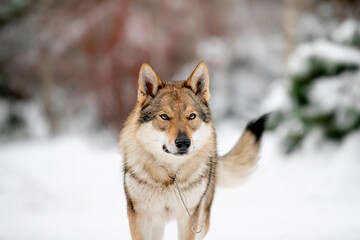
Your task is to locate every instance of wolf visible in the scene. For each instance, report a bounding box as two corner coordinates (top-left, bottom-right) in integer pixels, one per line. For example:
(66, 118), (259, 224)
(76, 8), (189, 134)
(119, 62), (267, 240)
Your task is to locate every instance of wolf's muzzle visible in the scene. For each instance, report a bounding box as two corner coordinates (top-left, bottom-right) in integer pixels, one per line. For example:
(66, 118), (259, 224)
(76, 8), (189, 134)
(175, 134), (191, 154)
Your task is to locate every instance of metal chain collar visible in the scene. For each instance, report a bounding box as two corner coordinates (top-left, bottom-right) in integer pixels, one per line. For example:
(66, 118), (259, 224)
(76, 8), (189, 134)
(166, 160), (213, 234)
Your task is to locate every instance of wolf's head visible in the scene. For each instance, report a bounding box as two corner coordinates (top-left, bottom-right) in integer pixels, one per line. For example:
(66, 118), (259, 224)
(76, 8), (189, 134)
(134, 62), (214, 164)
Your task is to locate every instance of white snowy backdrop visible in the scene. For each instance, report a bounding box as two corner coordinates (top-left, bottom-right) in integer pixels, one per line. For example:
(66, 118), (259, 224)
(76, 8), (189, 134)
(1, 0), (360, 239)
(1, 122), (360, 239)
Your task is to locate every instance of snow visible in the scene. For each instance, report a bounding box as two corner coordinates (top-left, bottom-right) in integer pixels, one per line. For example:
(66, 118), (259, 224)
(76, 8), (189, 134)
(310, 70), (360, 113)
(331, 19), (360, 44)
(197, 37), (230, 66)
(1, 124), (360, 240)
(289, 40), (360, 76)
(0, 135), (125, 240)
(297, 14), (327, 42)
(211, 128), (360, 240)
(260, 80), (292, 113)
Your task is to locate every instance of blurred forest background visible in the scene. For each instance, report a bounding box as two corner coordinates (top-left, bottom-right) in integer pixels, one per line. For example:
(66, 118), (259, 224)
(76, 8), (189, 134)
(1, 0), (359, 150)
(1, 1), (360, 240)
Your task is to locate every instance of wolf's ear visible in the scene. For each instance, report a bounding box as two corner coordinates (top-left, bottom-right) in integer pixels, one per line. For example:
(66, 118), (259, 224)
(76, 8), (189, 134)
(185, 61), (210, 102)
(138, 63), (163, 103)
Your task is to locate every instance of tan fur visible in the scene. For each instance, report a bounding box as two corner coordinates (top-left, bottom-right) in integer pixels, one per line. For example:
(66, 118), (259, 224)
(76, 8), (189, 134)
(217, 130), (260, 187)
(119, 62), (262, 240)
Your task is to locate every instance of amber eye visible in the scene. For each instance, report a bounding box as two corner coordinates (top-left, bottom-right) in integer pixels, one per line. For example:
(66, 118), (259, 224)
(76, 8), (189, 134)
(188, 113), (196, 120)
(160, 114), (170, 120)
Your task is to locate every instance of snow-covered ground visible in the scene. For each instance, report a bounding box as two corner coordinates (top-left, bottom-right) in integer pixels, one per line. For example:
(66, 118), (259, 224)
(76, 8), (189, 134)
(1, 123), (360, 240)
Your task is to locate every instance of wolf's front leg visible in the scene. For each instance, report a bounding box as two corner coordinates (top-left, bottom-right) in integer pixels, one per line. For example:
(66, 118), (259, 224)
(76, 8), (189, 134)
(127, 204), (152, 240)
(177, 209), (202, 240)
(151, 219), (165, 240)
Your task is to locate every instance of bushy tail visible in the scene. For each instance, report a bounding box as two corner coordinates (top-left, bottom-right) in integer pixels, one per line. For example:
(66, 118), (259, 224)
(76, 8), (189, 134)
(217, 114), (268, 188)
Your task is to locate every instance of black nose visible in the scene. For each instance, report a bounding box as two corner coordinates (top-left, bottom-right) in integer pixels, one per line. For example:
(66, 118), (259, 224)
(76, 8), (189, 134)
(175, 135), (191, 151)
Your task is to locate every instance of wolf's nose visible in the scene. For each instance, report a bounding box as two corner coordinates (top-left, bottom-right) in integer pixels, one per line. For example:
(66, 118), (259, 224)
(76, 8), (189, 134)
(175, 136), (191, 151)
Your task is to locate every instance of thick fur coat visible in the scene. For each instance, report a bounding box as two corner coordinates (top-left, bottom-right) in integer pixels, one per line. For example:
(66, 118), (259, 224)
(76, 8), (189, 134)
(119, 62), (266, 240)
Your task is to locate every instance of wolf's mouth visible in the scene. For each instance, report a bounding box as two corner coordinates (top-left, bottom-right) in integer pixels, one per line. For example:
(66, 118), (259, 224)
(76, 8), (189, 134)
(162, 145), (188, 156)
(162, 145), (171, 153)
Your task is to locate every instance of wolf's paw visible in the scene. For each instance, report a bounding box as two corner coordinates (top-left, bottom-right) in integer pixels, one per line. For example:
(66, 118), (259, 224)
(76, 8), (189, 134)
(246, 114), (269, 142)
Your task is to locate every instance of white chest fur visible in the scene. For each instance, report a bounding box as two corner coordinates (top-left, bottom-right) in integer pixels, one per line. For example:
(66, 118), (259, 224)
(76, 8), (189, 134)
(125, 172), (208, 220)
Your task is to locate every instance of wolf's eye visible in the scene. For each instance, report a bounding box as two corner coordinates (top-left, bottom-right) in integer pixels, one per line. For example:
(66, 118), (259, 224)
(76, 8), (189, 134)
(160, 114), (170, 120)
(188, 113), (196, 120)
